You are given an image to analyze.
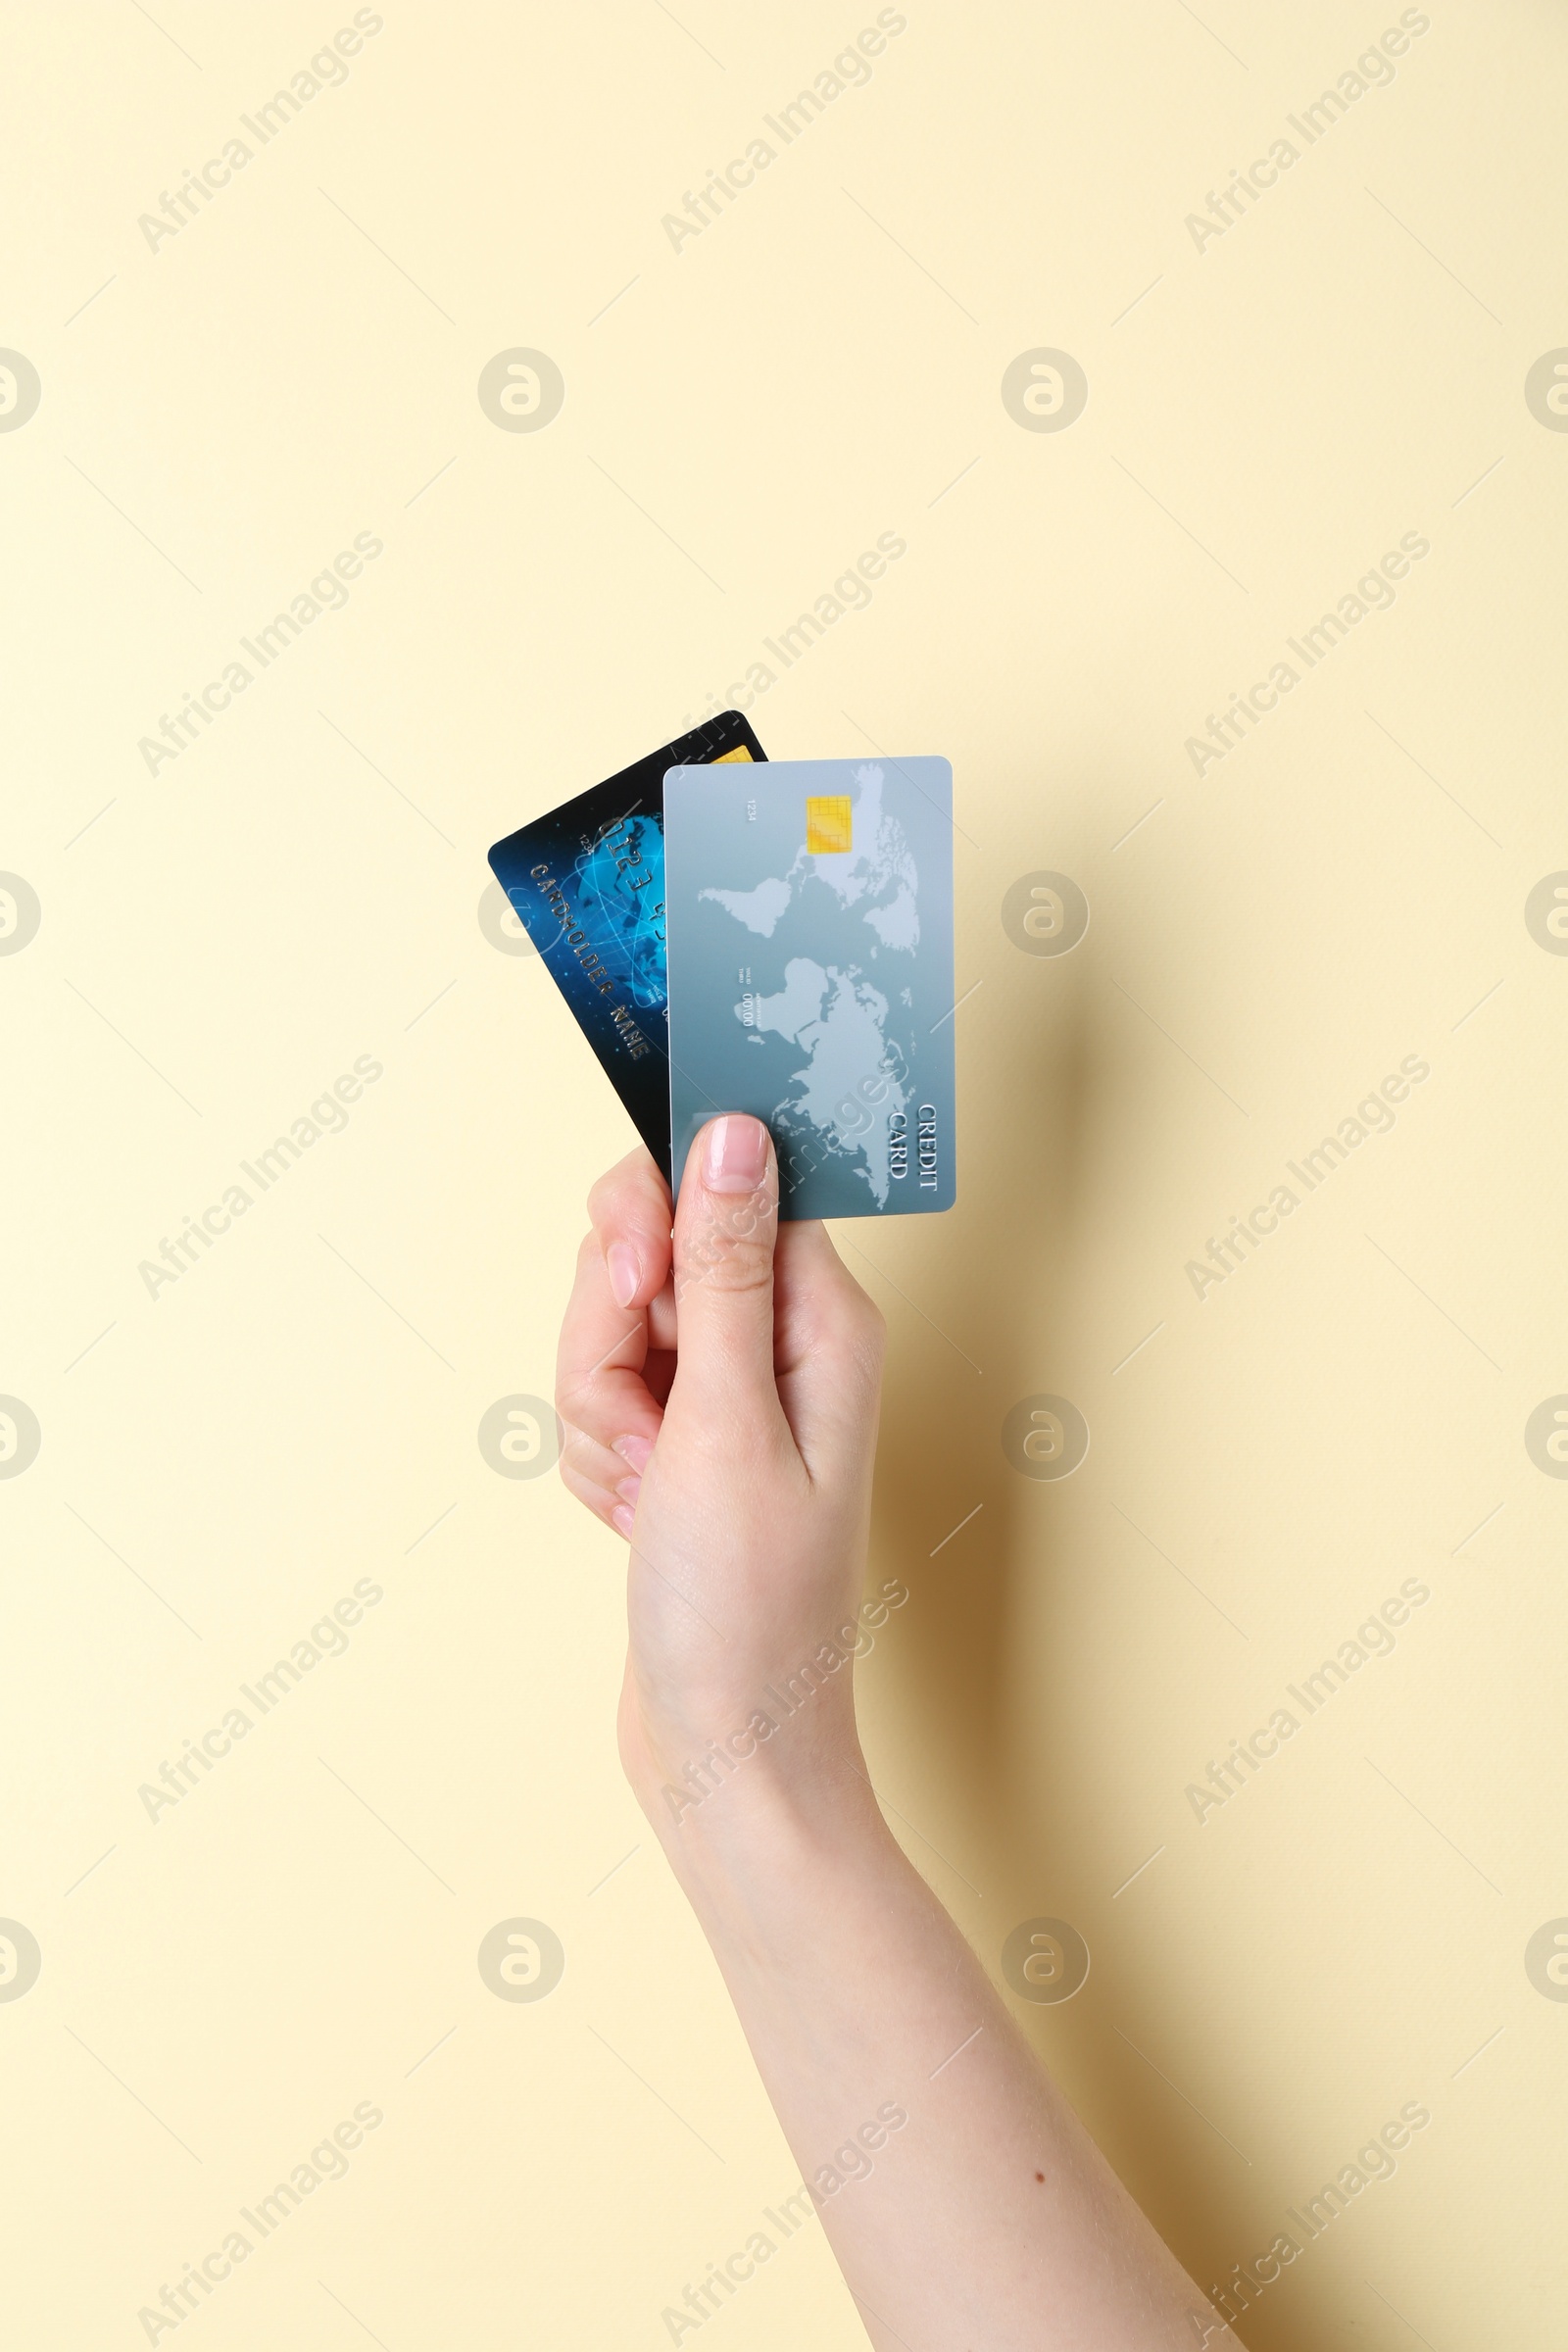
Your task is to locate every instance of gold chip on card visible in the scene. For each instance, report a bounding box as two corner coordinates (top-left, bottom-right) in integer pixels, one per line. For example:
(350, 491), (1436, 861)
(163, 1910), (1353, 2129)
(806, 795), (853, 854)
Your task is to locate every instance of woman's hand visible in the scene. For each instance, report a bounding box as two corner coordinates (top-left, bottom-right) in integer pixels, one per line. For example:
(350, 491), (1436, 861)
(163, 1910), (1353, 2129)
(554, 1114), (886, 1829)
(553, 1116), (1219, 2351)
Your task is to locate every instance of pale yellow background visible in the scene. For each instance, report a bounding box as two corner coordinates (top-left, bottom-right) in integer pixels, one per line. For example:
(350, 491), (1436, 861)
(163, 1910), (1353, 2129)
(3, 2), (1565, 2345)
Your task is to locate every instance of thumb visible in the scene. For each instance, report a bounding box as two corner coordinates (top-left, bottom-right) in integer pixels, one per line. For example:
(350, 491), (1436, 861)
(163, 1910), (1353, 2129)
(670, 1114), (784, 1421)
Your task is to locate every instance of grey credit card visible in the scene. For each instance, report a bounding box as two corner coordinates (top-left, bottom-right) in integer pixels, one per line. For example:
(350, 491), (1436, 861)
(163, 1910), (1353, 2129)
(662, 756), (956, 1219)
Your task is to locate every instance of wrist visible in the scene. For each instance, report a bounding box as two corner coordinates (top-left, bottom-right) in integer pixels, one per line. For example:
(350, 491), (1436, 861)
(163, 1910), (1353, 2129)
(618, 1641), (869, 1834)
(633, 1732), (899, 1945)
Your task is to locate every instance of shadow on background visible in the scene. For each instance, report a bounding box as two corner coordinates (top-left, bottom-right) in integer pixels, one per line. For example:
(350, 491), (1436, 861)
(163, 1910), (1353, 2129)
(857, 870), (1289, 2340)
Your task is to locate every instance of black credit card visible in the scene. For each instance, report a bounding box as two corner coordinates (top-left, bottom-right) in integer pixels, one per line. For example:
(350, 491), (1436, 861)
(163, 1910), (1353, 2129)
(487, 710), (766, 1183)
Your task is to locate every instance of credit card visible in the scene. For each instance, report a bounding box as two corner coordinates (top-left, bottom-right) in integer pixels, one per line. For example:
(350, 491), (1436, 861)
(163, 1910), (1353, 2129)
(662, 756), (956, 1219)
(487, 710), (765, 1183)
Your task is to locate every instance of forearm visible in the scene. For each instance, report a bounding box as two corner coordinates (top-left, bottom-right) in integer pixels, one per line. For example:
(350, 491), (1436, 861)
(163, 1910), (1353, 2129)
(653, 1758), (1214, 2352)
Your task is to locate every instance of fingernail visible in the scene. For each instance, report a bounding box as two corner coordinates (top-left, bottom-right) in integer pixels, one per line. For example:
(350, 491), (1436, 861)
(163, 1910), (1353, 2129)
(611, 1502), (635, 1539)
(613, 1433), (654, 1475)
(615, 1473), (642, 1508)
(607, 1242), (641, 1308)
(705, 1113), (768, 1193)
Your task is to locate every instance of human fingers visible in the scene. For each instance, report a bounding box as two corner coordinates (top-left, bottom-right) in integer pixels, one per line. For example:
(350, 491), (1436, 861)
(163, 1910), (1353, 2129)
(556, 1228), (662, 1494)
(586, 1146), (674, 1310)
(667, 1116), (791, 1440)
(559, 1420), (643, 1538)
